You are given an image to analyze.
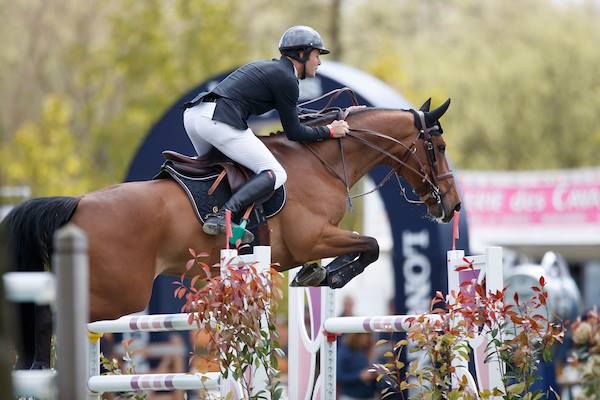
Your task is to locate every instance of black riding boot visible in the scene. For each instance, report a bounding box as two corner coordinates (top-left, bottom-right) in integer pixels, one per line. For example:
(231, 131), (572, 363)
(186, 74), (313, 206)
(203, 170), (276, 242)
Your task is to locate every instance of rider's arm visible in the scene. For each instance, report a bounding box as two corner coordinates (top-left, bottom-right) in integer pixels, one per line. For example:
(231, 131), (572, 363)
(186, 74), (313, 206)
(275, 79), (330, 142)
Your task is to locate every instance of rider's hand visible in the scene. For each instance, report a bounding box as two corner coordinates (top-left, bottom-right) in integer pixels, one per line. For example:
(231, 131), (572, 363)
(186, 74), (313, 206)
(327, 120), (349, 138)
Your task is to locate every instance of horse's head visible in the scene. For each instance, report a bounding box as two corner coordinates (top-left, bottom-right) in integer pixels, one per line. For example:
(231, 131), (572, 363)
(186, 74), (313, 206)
(347, 99), (460, 223)
(396, 98), (461, 223)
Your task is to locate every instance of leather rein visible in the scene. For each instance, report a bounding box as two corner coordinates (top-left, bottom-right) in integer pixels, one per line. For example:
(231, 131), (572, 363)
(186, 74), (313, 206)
(300, 89), (453, 207)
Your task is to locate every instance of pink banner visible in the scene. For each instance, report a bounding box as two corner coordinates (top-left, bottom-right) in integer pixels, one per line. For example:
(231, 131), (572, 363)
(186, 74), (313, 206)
(460, 181), (600, 226)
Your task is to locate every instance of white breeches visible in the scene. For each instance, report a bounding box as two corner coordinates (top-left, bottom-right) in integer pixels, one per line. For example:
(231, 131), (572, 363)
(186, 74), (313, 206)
(183, 102), (287, 189)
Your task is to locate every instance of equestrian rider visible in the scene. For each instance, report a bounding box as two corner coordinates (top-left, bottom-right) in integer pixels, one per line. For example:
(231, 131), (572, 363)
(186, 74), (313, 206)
(183, 25), (349, 242)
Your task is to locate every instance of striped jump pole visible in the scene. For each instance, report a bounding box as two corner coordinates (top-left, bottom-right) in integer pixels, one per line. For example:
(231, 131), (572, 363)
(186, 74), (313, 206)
(288, 247), (505, 400)
(88, 372), (221, 393)
(87, 245), (272, 400)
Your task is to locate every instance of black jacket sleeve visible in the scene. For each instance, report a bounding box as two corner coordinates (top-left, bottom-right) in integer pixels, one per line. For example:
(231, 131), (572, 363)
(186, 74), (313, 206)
(275, 78), (330, 142)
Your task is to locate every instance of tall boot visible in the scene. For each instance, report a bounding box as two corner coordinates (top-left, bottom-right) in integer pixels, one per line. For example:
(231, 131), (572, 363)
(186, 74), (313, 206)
(203, 170), (276, 242)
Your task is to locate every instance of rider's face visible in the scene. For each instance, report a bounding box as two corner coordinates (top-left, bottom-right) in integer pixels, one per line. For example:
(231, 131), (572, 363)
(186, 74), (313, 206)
(304, 49), (322, 78)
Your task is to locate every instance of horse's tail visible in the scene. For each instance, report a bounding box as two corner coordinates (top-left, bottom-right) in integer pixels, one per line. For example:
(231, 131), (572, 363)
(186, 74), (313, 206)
(1, 196), (80, 368)
(2, 196), (80, 273)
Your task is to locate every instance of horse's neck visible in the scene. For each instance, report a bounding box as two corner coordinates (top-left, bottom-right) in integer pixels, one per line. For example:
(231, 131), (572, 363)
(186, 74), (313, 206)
(332, 110), (416, 186)
(264, 110), (415, 188)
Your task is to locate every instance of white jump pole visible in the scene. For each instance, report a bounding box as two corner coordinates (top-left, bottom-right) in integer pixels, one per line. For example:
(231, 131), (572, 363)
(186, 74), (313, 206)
(11, 369), (57, 399)
(88, 372), (221, 393)
(323, 314), (442, 334)
(3, 272), (55, 304)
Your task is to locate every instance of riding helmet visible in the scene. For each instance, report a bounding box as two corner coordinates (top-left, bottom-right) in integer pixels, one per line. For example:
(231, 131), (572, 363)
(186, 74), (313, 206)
(278, 25), (330, 55)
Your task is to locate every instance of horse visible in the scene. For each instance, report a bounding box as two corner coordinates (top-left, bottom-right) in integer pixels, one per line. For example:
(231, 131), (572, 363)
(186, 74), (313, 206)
(3, 99), (461, 369)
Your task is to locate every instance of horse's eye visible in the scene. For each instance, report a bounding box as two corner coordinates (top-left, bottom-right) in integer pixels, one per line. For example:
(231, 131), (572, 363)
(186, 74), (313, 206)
(438, 144), (446, 153)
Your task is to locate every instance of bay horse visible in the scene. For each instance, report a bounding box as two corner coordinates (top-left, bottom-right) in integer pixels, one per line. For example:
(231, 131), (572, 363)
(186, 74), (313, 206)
(3, 99), (460, 369)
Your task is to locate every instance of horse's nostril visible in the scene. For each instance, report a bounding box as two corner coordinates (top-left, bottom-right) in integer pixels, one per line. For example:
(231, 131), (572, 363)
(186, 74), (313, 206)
(454, 202), (461, 212)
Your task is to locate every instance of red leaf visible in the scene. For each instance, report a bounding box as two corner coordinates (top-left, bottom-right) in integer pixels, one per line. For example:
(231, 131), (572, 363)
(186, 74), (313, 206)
(185, 259), (196, 271)
(539, 276), (546, 286)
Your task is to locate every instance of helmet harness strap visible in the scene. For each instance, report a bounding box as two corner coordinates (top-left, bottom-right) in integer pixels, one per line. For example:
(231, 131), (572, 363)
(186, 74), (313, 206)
(286, 48), (311, 80)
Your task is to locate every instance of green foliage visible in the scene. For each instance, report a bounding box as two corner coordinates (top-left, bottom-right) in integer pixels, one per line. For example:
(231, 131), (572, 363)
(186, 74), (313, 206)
(373, 272), (564, 399)
(99, 338), (147, 400)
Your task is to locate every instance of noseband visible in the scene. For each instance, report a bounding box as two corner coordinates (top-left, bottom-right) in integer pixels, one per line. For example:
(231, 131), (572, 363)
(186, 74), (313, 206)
(408, 109), (454, 206)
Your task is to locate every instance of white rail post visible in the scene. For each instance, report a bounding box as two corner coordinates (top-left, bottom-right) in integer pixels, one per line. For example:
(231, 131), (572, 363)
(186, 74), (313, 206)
(220, 246), (272, 399)
(54, 223), (89, 400)
(447, 247), (505, 399)
(288, 266), (335, 400)
(87, 331), (102, 400)
(320, 287), (336, 400)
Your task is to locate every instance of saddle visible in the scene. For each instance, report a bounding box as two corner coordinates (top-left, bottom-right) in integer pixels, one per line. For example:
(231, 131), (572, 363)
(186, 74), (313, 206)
(161, 149), (249, 193)
(154, 150), (287, 245)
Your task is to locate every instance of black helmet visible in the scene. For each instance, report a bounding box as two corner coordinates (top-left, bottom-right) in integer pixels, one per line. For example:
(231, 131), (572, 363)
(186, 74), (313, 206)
(278, 25), (330, 55)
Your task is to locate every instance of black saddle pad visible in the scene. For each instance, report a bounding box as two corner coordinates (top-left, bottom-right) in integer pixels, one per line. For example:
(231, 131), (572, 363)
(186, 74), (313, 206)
(154, 160), (286, 228)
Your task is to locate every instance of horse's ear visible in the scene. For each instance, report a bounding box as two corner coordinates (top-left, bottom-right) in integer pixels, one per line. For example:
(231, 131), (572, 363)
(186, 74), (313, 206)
(419, 98), (431, 112)
(425, 98), (451, 125)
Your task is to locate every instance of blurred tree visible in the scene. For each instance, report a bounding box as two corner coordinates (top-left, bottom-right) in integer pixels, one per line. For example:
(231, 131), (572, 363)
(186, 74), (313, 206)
(75, 0), (252, 184)
(0, 0), (251, 192)
(344, 0), (600, 169)
(1, 95), (90, 196)
(2, 0), (600, 198)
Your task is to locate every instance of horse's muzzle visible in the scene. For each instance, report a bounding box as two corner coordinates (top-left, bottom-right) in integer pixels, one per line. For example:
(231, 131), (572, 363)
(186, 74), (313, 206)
(441, 202), (461, 223)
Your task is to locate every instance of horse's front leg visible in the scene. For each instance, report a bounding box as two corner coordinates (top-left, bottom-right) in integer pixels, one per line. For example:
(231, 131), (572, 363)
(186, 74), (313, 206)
(291, 227), (379, 289)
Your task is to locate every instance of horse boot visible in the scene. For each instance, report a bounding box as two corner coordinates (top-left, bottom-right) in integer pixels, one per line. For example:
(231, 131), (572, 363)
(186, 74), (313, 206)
(289, 262), (327, 287)
(203, 170), (276, 244)
(321, 252), (362, 289)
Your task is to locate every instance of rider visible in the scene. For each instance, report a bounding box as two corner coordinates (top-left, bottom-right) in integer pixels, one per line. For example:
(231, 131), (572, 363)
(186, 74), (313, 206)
(183, 25), (349, 241)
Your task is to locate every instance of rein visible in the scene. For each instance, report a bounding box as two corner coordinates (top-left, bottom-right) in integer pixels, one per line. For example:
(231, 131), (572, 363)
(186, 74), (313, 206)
(300, 88), (451, 207)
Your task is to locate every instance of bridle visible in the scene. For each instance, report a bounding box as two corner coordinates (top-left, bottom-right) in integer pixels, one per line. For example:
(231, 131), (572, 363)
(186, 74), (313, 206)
(303, 105), (453, 209)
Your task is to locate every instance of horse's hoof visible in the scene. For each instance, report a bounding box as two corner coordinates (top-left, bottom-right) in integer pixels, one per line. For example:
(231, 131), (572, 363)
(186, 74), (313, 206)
(290, 263), (326, 287)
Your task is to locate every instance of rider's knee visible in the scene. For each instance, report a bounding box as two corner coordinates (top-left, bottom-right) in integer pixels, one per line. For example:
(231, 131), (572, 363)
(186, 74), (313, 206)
(271, 167), (287, 189)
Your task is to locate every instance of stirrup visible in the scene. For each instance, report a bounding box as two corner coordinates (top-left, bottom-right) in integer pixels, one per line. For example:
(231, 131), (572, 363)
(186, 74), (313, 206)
(202, 214), (254, 244)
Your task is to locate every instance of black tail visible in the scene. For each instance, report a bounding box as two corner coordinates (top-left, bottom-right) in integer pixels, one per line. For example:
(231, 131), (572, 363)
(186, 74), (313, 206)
(3, 196), (80, 273)
(2, 196), (80, 368)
